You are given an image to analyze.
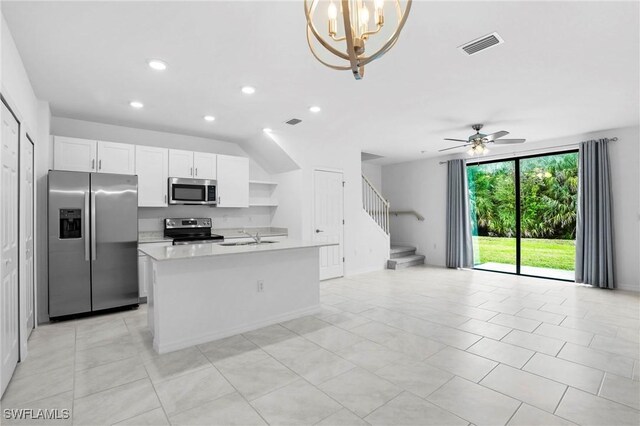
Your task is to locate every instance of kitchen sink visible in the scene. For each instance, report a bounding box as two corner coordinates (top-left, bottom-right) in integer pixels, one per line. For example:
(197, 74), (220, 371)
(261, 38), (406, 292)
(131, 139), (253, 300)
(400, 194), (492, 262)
(220, 241), (278, 246)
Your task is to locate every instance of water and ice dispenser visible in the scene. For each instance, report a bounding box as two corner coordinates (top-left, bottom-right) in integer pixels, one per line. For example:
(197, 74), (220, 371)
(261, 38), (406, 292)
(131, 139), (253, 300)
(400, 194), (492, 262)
(59, 208), (82, 239)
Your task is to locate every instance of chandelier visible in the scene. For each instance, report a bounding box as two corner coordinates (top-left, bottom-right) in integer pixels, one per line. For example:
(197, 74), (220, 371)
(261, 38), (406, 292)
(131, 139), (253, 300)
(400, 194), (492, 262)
(304, 0), (412, 80)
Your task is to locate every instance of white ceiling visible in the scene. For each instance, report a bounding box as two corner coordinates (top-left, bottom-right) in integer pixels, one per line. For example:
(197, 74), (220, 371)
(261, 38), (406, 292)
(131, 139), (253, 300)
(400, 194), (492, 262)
(3, 1), (639, 164)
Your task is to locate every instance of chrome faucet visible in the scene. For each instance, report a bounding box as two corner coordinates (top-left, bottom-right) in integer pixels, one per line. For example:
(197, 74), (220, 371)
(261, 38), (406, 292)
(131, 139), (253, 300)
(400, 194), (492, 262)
(241, 230), (261, 244)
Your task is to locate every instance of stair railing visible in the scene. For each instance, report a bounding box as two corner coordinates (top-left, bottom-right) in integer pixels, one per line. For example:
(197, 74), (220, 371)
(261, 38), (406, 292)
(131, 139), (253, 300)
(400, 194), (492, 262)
(362, 174), (390, 234)
(389, 210), (425, 221)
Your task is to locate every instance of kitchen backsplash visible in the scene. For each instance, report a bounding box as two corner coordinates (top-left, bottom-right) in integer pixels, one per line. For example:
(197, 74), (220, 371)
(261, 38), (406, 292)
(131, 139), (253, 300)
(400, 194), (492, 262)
(138, 206), (273, 231)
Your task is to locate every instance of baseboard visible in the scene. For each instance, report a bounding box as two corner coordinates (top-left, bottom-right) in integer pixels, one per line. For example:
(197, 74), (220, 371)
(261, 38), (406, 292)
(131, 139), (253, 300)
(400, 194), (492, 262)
(616, 282), (639, 292)
(346, 264), (387, 276)
(154, 304), (321, 354)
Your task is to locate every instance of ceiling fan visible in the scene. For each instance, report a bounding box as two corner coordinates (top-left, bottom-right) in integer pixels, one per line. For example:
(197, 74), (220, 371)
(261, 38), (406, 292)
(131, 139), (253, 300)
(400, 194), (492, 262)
(439, 124), (526, 155)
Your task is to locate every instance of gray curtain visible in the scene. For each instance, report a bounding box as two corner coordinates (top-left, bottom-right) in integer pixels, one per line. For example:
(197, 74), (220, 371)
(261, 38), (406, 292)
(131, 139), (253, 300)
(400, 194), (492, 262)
(446, 159), (474, 268)
(575, 139), (615, 288)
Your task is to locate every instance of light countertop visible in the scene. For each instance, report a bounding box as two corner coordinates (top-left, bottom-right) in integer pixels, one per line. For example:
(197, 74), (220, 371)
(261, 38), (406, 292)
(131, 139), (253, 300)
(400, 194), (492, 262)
(139, 239), (335, 261)
(138, 227), (288, 244)
(213, 227), (288, 239)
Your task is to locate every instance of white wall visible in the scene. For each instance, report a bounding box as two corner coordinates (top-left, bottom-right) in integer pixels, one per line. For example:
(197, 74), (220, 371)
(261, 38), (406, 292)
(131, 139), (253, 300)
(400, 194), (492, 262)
(382, 126), (640, 292)
(50, 117), (275, 232)
(268, 131), (389, 276)
(362, 162), (382, 191)
(1, 12), (52, 342)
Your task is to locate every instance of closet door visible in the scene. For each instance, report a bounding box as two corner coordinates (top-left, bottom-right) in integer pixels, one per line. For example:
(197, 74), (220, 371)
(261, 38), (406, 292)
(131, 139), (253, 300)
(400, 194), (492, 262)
(1, 101), (19, 397)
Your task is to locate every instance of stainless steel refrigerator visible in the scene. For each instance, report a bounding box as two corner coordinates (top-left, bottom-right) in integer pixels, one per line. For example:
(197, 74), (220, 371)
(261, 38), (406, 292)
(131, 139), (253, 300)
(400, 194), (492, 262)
(48, 170), (139, 318)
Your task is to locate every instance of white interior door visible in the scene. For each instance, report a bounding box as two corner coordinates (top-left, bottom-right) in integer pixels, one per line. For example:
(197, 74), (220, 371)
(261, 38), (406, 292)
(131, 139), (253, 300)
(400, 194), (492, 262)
(313, 169), (344, 280)
(1, 101), (20, 396)
(22, 137), (34, 334)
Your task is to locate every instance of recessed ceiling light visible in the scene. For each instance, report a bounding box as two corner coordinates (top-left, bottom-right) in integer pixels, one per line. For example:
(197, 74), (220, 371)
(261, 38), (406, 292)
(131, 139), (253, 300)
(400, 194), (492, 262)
(147, 59), (167, 71)
(129, 101), (144, 109)
(241, 86), (256, 95)
(203, 115), (215, 122)
(309, 106), (321, 113)
(262, 128), (273, 133)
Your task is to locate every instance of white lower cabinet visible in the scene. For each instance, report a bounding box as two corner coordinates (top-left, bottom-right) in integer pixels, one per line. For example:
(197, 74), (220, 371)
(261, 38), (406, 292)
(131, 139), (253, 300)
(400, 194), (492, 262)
(138, 241), (172, 300)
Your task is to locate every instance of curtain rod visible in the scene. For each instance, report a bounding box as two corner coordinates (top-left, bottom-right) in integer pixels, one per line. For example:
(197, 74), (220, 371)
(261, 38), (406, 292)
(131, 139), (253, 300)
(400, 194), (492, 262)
(438, 137), (618, 165)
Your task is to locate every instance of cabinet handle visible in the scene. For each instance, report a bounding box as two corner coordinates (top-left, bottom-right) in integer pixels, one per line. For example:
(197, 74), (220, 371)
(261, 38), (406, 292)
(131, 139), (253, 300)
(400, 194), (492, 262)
(195, 168), (198, 176)
(91, 159), (95, 170)
(98, 159), (102, 170)
(164, 195), (167, 204)
(190, 167), (193, 177)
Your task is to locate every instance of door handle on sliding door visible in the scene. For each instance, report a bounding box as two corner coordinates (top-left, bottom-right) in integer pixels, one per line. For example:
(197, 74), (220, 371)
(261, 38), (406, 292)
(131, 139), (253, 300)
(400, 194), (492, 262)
(91, 192), (97, 260)
(84, 192), (90, 261)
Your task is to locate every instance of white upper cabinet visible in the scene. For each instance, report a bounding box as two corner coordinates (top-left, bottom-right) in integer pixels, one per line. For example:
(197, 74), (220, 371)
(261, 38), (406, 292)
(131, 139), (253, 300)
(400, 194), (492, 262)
(97, 141), (135, 175)
(54, 136), (97, 172)
(168, 149), (194, 178)
(136, 146), (168, 207)
(193, 152), (217, 180)
(217, 155), (249, 208)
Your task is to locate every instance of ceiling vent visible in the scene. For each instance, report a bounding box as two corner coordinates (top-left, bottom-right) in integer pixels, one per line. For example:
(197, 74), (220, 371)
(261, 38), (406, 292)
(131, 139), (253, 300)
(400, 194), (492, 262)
(459, 32), (503, 55)
(285, 118), (302, 125)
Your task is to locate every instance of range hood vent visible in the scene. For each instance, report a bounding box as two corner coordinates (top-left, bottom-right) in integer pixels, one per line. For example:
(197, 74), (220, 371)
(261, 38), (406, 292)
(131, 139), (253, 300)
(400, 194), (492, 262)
(459, 32), (503, 55)
(285, 118), (302, 125)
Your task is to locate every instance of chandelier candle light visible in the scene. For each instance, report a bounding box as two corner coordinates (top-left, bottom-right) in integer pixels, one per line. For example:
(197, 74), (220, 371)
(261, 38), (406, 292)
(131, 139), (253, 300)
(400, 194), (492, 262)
(305, 0), (412, 80)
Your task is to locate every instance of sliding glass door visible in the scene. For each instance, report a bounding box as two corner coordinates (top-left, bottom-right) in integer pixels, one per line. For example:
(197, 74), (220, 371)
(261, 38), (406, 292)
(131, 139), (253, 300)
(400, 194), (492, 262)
(468, 160), (517, 274)
(467, 151), (578, 281)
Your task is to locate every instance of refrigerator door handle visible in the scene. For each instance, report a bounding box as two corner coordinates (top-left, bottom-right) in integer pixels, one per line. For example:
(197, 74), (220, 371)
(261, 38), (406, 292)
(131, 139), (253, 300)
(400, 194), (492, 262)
(91, 191), (97, 260)
(84, 192), (90, 261)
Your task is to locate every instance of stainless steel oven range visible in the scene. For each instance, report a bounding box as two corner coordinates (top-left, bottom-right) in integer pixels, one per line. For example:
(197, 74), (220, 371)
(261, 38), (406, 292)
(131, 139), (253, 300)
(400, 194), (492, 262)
(164, 218), (224, 245)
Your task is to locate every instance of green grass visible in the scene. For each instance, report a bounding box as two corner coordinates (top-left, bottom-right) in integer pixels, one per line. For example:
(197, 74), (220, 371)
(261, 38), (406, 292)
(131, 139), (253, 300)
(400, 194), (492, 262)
(475, 237), (576, 271)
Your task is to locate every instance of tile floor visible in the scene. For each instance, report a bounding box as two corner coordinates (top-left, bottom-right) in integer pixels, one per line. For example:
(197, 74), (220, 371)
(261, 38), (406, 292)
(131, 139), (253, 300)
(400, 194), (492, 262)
(1, 266), (639, 425)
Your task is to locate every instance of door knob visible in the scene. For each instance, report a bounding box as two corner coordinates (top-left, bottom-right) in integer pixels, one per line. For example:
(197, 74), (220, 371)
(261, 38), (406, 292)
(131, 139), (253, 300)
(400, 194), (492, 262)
(315, 229), (324, 233)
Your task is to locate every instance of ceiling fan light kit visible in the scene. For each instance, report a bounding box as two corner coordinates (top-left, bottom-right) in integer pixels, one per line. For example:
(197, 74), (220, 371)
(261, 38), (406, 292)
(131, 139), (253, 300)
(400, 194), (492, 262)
(440, 123), (526, 156)
(305, 0), (412, 80)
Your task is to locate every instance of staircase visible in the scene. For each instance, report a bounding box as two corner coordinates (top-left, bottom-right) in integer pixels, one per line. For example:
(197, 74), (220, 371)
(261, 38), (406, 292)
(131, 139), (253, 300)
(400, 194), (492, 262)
(361, 174), (426, 270)
(387, 245), (425, 269)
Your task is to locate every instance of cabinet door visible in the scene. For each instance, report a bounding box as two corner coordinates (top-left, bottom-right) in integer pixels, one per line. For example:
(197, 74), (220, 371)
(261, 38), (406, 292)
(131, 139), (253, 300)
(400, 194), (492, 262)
(136, 146), (168, 207)
(137, 255), (148, 300)
(217, 155), (249, 207)
(54, 136), (97, 172)
(193, 152), (217, 180)
(168, 149), (194, 178)
(97, 141), (135, 174)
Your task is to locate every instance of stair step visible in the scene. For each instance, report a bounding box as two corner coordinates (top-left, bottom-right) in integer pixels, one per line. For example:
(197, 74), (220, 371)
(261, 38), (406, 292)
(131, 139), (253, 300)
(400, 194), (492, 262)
(390, 245), (416, 259)
(387, 254), (425, 270)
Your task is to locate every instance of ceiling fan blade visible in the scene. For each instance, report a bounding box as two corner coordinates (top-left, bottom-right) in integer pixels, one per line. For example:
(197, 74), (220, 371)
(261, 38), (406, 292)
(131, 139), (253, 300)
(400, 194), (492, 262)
(485, 130), (509, 141)
(492, 138), (526, 144)
(438, 143), (471, 152)
(444, 138), (469, 143)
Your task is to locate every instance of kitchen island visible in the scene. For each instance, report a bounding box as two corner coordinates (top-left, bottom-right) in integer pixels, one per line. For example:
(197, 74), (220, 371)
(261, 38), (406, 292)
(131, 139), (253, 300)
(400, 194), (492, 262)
(138, 240), (336, 354)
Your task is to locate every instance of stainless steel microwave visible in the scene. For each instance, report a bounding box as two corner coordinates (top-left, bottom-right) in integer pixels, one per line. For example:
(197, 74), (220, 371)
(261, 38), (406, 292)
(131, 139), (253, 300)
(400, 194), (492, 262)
(168, 177), (217, 205)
